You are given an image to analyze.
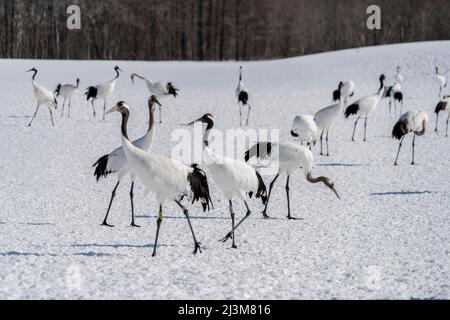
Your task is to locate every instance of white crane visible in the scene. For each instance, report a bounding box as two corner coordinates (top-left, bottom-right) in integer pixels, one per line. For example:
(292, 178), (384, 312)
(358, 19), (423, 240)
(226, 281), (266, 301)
(333, 81), (355, 107)
(55, 78), (80, 118)
(85, 66), (122, 120)
(434, 95), (450, 136)
(106, 102), (212, 257)
(236, 66), (251, 126)
(384, 82), (403, 115)
(395, 66), (405, 84)
(26, 68), (58, 127)
(290, 115), (318, 149)
(345, 74), (386, 142)
(435, 67), (447, 98)
(185, 114), (267, 249)
(130, 73), (179, 124)
(93, 96), (162, 228)
(392, 109), (429, 166)
(314, 89), (344, 156)
(244, 141), (340, 220)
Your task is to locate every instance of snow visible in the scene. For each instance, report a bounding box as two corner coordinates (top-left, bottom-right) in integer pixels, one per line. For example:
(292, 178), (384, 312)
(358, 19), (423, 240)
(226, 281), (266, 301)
(0, 41), (449, 299)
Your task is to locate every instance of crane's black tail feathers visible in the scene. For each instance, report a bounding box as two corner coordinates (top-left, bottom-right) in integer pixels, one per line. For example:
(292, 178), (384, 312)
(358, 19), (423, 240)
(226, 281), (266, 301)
(188, 164), (213, 212)
(435, 100), (447, 114)
(244, 142), (272, 162)
(85, 86), (98, 101)
(394, 91), (403, 102)
(93, 154), (110, 181)
(251, 170), (268, 205)
(238, 91), (249, 105)
(167, 82), (179, 97)
(384, 86), (393, 98)
(392, 119), (409, 140)
(55, 84), (61, 97)
(344, 103), (359, 118)
(332, 89), (340, 102)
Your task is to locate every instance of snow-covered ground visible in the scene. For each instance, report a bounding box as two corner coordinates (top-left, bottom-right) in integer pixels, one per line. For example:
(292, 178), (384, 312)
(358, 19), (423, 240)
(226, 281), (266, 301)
(0, 41), (449, 300)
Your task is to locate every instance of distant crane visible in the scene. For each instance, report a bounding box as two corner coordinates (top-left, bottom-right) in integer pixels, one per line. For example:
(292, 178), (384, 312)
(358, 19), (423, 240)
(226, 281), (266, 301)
(26, 68), (58, 127)
(236, 66), (251, 126)
(130, 73), (179, 124)
(55, 78), (80, 118)
(434, 95), (450, 137)
(345, 74), (386, 142)
(106, 102), (212, 257)
(290, 115), (318, 149)
(333, 81), (355, 107)
(392, 109), (429, 166)
(384, 82), (403, 115)
(395, 66), (405, 84)
(435, 67), (447, 98)
(85, 66), (122, 120)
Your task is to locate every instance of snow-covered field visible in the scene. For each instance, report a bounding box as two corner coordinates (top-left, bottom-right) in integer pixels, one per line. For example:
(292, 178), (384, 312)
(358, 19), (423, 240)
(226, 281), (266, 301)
(0, 41), (449, 300)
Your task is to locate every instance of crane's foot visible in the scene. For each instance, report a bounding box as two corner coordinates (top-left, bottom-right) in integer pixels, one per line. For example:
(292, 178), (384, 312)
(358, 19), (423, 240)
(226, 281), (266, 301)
(262, 212), (271, 219)
(130, 223), (141, 228)
(220, 232), (232, 243)
(231, 244), (238, 249)
(101, 221), (115, 228)
(152, 250), (157, 258)
(287, 215), (302, 220)
(411, 162), (415, 166)
(193, 242), (203, 254)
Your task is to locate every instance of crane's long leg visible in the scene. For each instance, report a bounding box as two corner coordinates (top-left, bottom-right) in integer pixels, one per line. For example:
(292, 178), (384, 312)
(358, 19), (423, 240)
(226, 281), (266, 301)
(152, 205), (163, 257)
(159, 105), (163, 124)
(61, 99), (66, 118)
(389, 99), (392, 115)
(326, 130), (330, 156)
(28, 103), (40, 127)
(261, 174), (280, 219)
(175, 200), (202, 254)
(435, 113), (439, 133)
(101, 181), (120, 227)
(129, 182), (140, 228)
(238, 103), (242, 127)
(48, 107), (55, 126)
(220, 200), (251, 243)
(320, 131), (324, 155)
(352, 117), (360, 142)
(363, 117), (368, 142)
(286, 176), (300, 220)
(394, 136), (405, 166)
(228, 200), (238, 249)
(446, 113), (450, 137)
(411, 135), (416, 165)
(103, 99), (107, 120)
(245, 104), (251, 126)
(68, 98), (71, 118)
(91, 100), (96, 118)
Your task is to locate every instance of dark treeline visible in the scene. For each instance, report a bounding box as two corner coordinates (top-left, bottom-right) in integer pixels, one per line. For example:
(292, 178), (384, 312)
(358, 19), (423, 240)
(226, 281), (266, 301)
(1, 0), (449, 60)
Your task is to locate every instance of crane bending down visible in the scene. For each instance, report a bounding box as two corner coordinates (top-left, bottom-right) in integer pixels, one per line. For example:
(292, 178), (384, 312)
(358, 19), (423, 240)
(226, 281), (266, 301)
(55, 78), (80, 118)
(93, 95), (162, 227)
(85, 66), (122, 120)
(245, 141), (340, 220)
(186, 114), (267, 248)
(392, 109), (429, 166)
(290, 115), (318, 149)
(383, 82), (403, 115)
(27, 68), (58, 127)
(314, 88), (344, 156)
(131, 73), (179, 124)
(434, 95), (450, 136)
(236, 66), (251, 126)
(106, 102), (212, 257)
(345, 74), (386, 142)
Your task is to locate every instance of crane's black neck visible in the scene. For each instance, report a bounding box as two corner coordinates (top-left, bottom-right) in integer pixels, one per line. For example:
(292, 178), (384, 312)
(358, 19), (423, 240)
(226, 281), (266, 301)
(114, 69), (120, 79)
(31, 69), (37, 80)
(203, 119), (214, 147)
(121, 110), (130, 140)
(147, 102), (156, 132)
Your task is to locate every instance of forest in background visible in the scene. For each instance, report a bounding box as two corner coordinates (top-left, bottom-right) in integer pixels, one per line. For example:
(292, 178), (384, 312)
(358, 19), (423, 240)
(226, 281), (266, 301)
(1, 0), (449, 60)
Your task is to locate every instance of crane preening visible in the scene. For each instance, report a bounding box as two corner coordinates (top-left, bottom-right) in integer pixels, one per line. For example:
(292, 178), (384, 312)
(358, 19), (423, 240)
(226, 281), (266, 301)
(27, 68), (58, 127)
(93, 95), (162, 228)
(236, 66), (252, 127)
(85, 66), (122, 120)
(290, 115), (318, 149)
(434, 95), (450, 136)
(130, 73), (179, 124)
(185, 114), (267, 249)
(392, 109), (429, 166)
(106, 102), (212, 257)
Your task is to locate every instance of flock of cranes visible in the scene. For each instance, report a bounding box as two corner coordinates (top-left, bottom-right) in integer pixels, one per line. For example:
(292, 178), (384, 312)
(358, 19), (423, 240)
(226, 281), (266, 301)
(25, 63), (448, 256)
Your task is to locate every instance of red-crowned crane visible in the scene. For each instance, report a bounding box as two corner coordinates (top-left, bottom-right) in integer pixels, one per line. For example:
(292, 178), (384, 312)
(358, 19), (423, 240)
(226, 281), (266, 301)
(345, 74), (386, 142)
(26, 68), (58, 127)
(106, 102), (212, 257)
(333, 81), (355, 107)
(55, 78), (80, 118)
(236, 66), (251, 127)
(93, 96), (161, 228)
(130, 73), (179, 124)
(392, 109), (429, 166)
(434, 95), (450, 136)
(435, 67), (447, 98)
(85, 66), (122, 120)
(290, 115), (318, 150)
(185, 114), (267, 249)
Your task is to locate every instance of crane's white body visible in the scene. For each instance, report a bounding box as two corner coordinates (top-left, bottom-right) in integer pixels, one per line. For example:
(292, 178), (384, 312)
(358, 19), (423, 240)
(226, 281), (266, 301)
(341, 81), (355, 106)
(27, 69), (57, 127)
(435, 68), (447, 98)
(56, 80), (79, 118)
(395, 68), (405, 84)
(398, 109), (429, 134)
(291, 115), (318, 146)
(352, 91), (384, 117)
(315, 99), (344, 131)
(266, 142), (314, 176)
(95, 78), (118, 101)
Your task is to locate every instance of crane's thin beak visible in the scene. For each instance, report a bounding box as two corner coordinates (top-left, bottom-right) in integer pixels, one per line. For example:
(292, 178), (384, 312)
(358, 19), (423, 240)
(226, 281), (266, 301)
(26, 68), (34, 73)
(154, 98), (162, 107)
(106, 106), (119, 116)
(185, 117), (204, 126)
(331, 186), (341, 200)
(131, 75), (135, 85)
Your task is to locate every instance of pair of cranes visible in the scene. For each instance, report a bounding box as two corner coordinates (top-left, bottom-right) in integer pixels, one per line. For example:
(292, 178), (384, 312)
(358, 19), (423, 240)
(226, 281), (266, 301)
(26, 65), (178, 126)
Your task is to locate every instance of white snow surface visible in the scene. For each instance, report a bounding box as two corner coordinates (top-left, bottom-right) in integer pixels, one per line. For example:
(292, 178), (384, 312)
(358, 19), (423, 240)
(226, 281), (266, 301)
(0, 41), (449, 300)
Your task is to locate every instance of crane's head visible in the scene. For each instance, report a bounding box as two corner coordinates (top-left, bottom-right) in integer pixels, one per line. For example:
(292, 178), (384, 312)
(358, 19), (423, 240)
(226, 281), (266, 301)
(149, 95), (162, 109)
(290, 116), (302, 138)
(338, 81), (344, 89)
(185, 113), (214, 129)
(397, 66), (401, 72)
(435, 67), (439, 74)
(26, 67), (37, 73)
(324, 178), (340, 199)
(106, 101), (130, 116)
(379, 74), (386, 82)
(114, 66), (123, 73)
